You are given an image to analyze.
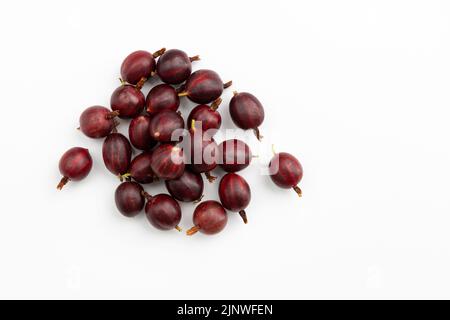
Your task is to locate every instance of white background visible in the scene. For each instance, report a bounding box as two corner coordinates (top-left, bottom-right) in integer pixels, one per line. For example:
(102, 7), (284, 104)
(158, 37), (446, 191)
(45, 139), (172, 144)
(0, 0), (450, 299)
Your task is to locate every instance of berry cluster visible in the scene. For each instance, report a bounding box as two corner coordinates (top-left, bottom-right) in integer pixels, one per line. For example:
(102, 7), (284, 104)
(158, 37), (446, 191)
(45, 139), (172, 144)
(57, 48), (303, 236)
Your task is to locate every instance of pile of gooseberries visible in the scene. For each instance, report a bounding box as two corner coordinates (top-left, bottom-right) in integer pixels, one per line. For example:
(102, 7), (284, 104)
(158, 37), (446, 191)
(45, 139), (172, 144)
(57, 48), (303, 236)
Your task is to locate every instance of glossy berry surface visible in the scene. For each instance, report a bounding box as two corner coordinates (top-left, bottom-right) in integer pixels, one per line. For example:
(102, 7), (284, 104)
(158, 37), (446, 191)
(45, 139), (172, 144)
(145, 84), (180, 114)
(269, 152), (303, 197)
(79, 106), (118, 139)
(230, 92), (265, 140)
(57, 147), (93, 190)
(114, 181), (144, 217)
(144, 193), (182, 231)
(156, 49), (198, 84)
(129, 151), (155, 184)
(110, 85), (145, 118)
(187, 201), (228, 236)
(150, 144), (185, 180)
(219, 173), (251, 223)
(187, 98), (222, 134)
(149, 110), (185, 142)
(128, 115), (156, 150)
(102, 133), (132, 175)
(181, 69), (228, 104)
(165, 169), (204, 202)
(188, 133), (218, 179)
(218, 139), (252, 173)
(120, 50), (158, 85)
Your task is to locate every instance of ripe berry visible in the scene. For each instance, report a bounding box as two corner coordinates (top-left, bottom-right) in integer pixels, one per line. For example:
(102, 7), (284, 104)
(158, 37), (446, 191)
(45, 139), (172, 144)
(145, 84), (180, 114)
(128, 115), (156, 150)
(128, 151), (156, 184)
(150, 144), (185, 180)
(186, 201), (228, 236)
(165, 169), (204, 202)
(114, 181), (144, 217)
(156, 49), (199, 84)
(120, 48), (165, 86)
(230, 91), (265, 140)
(149, 110), (185, 142)
(269, 151), (303, 197)
(79, 106), (119, 139)
(219, 173), (251, 224)
(143, 192), (182, 231)
(178, 69), (232, 104)
(188, 130), (218, 182)
(218, 139), (252, 173)
(187, 98), (222, 134)
(110, 85), (145, 118)
(57, 147), (93, 190)
(102, 133), (132, 176)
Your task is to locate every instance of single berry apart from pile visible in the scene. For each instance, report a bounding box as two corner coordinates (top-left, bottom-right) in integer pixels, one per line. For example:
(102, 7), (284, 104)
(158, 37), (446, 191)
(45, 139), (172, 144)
(178, 69), (232, 104)
(102, 133), (132, 176)
(165, 169), (204, 202)
(150, 144), (185, 180)
(187, 98), (222, 134)
(218, 173), (251, 224)
(110, 84), (145, 118)
(79, 106), (119, 139)
(269, 151), (303, 197)
(128, 115), (156, 151)
(149, 109), (185, 142)
(186, 200), (228, 236)
(57, 147), (93, 190)
(218, 139), (252, 173)
(145, 84), (180, 114)
(156, 49), (199, 85)
(114, 181), (144, 217)
(128, 151), (156, 184)
(143, 192), (182, 231)
(120, 48), (165, 86)
(229, 91), (265, 141)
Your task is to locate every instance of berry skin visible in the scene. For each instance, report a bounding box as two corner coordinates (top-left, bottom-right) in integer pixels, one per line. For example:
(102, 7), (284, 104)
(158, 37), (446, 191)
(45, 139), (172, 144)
(128, 151), (156, 184)
(218, 139), (252, 173)
(128, 115), (156, 151)
(143, 192), (182, 231)
(165, 169), (204, 202)
(145, 84), (180, 114)
(150, 144), (185, 180)
(79, 106), (118, 139)
(57, 147), (93, 190)
(110, 85), (145, 119)
(115, 182), (144, 217)
(156, 49), (199, 85)
(187, 98), (222, 134)
(218, 173), (251, 224)
(186, 201), (228, 236)
(179, 69), (232, 104)
(149, 110), (185, 143)
(120, 49), (165, 85)
(102, 133), (132, 176)
(229, 91), (265, 140)
(269, 152), (303, 197)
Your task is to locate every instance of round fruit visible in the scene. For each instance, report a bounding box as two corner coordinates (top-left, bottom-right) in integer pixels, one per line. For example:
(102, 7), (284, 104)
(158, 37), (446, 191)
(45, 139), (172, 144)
(143, 192), (182, 231)
(79, 106), (118, 139)
(120, 48), (165, 86)
(156, 49), (199, 84)
(218, 139), (252, 173)
(165, 169), (204, 202)
(128, 151), (156, 184)
(269, 152), (303, 197)
(187, 98), (222, 134)
(178, 69), (232, 104)
(150, 144), (185, 180)
(128, 115), (156, 150)
(57, 147), (93, 190)
(110, 85), (145, 118)
(218, 173), (251, 224)
(102, 133), (132, 176)
(114, 181), (144, 217)
(186, 201), (228, 236)
(149, 110), (185, 142)
(145, 84), (180, 114)
(188, 131), (218, 182)
(229, 91), (265, 140)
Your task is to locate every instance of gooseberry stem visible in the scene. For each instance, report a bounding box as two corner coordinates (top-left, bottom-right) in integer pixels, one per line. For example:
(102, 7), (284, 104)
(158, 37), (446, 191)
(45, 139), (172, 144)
(142, 190), (153, 200)
(210, 97), (222, 111)
(239, 210), (248, 224)
(189, 55), (200, 62)
(253, 127), (263, 141)
(205, 171), (217, 183)
(57, 176), (69, 190)
(175, 225), (182, 232)
(223, 81), (232, 89)
(153, 48), (166, 58)
(186, 225), (200, 236)
(293, 186), (302, 197)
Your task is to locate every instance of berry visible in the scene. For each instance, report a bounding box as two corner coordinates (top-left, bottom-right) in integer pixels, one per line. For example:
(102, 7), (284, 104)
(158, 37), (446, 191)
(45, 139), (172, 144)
(187, 98), (222, 134)
(269, 151), (303, 197)
(150, 144), (185, 180)
(186, 201), (228, 236)
(79, 106), (118, 139)
(156, 49), (199, 84)
(57, 147), (93, 190)
(114, 181), (144, 217)
(179, 69), (232, 104)
(145, 84), (180, 114)
(102, 133), (132, 176)
(218, 139), (252, 173)
(143, 192), (182, 231)
(128, 151), (156, 184)
(110, 85), (145, 118)
(120, 48), (165, 86)
(128, 115), (156, 150)
(149, 110), (185, 142)
(165, 169), (204, 202)
(229, 91), (265, 140)
(218, 173), (251, 223)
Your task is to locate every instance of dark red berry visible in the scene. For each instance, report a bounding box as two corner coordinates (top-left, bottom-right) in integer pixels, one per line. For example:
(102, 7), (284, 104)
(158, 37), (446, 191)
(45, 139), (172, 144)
(143, 192), (182, 231)
(120, 48), (165, 85)
(179, 69), (232, 104)
(219, 173), (251, 224)
(128, 115), (156, 150)
(57, 147), (93, 190)
(187, 98), (222, 134)
(110, 85), (145, 118)
(165, 169), (204, 202)
(128, 151), (156, 184)
(79, 106), (119, 139)
(114, 181), (144, 217)
(269, 152), (303, 197)
(149, 110), (185, 142)
(230, 91), (265, 140)
(102, 133), (132, 176)
(150, 144), (185, 180)
(145, 84), (180, 114)
(218, 139), (252, 173)
(186, 201), (228, 236)
(156, 49), (199, 85)
(188, 131), (218, 182)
